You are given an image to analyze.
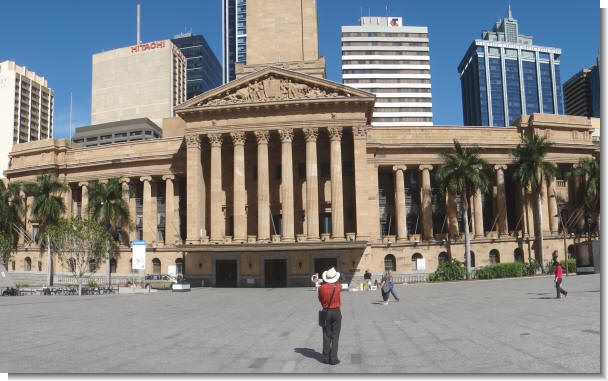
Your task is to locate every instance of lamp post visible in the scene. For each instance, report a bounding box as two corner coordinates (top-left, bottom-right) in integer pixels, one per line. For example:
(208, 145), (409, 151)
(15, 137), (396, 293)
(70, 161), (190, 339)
(587, 216), (592, 242)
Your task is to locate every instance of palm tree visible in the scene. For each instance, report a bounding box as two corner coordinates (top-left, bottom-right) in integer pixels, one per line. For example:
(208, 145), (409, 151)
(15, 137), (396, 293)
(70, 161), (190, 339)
(86, 178), (132, 284)
(25, 172), (67, 238)
(571, 154), (600, 235)
(436, 140), (491, 277)
(24, 172), (67, 286)
(510, 134), (559, 271)
(0, 180), (25, 248)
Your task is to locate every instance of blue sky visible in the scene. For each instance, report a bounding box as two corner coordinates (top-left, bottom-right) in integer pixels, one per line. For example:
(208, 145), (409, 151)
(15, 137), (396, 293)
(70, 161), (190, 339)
(0, 0), (600, 139)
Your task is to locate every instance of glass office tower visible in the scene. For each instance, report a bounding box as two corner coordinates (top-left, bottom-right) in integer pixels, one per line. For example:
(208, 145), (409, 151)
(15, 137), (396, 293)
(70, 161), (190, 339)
(458, 7), (564, 127)
(222, 0), (247, 84)
(172, 32), (222, 99)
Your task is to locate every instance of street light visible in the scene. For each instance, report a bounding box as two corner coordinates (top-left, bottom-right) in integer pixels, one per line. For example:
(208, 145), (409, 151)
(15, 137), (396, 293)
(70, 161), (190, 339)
(587, 216), (592, 242)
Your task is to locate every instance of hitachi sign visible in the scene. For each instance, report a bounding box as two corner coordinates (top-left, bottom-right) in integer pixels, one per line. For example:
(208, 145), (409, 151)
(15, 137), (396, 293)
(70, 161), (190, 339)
(131, 40), (166, 53)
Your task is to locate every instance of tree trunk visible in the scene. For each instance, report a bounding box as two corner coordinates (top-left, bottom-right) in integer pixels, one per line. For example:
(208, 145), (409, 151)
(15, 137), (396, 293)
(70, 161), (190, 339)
(463, 196), (472, 278)
(536, 191), (545, 273)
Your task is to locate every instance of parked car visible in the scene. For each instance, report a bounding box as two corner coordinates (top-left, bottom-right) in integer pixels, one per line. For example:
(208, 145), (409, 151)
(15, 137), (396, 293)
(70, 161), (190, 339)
(143, 274), (177, 290)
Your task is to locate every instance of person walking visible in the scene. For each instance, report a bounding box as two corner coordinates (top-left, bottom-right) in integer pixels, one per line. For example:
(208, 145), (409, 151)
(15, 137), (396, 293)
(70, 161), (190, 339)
(380, 270), (399, 304)
(554, 260), (568, 299)
(317, 267), (342, 365)
(363, 269), (372, 290)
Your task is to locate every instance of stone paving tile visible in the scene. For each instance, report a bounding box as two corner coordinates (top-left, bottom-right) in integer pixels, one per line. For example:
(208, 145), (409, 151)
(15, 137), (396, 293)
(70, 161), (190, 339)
(0, 273), (599, 374)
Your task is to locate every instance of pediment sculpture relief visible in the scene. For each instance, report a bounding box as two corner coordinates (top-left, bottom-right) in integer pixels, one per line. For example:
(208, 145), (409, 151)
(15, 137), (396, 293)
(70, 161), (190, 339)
(203, 76), (346, 106)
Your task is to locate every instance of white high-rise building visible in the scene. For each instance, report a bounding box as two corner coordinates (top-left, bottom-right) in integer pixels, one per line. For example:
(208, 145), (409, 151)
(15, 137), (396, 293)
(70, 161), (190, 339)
(91, 39), (187, 127)
(0, 61), (53, 177)
(341, 16), (433, 126)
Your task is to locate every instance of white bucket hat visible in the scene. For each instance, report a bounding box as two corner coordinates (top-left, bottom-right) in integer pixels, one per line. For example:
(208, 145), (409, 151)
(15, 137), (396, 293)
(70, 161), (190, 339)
(322, 267), (340, 283)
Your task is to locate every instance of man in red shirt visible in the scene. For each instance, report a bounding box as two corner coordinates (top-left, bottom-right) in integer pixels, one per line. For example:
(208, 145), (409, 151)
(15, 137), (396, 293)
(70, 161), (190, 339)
(318, 267), (342, 365)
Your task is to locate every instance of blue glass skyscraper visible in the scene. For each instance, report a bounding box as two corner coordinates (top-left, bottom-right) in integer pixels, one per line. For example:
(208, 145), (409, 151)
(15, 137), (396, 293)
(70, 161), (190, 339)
(172, 32), (222, 99)
(222, 0), (247, 84)
(458, 6), (564, 127)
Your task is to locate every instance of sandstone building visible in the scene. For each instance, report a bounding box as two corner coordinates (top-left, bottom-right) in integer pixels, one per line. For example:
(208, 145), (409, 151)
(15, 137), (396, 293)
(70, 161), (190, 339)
(4, 0), (599, 287)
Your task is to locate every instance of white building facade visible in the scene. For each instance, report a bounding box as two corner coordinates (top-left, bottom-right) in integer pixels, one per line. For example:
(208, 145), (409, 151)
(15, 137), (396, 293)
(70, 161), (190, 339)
(91, 39), (187, 127)
(341, 16), (433, 127)
(0, 61), (53, 177)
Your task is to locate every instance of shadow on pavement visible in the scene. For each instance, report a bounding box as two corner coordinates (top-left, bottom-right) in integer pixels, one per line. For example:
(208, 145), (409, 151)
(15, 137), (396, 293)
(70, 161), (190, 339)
(294, 347), (324, 363)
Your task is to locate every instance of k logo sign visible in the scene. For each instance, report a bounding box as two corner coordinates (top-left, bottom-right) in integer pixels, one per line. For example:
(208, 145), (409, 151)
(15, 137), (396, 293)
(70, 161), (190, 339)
(390, 18), (400, 27)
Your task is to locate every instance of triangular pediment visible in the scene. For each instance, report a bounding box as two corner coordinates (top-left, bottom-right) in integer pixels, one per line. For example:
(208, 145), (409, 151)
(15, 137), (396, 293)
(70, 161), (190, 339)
(176, 66), (375, 112)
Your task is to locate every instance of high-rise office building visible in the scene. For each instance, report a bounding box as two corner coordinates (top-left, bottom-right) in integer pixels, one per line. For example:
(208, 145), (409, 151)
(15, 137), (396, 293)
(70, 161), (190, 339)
(341, 16), (432, 127)
(458, 6), (564, 127)
(563, 64), (600, 118)
(234, 0), (325, 79)
(91, 39), (187, 127)
(0, 61), (53, 177)
(222, 0), (247, 84)
(172, 32), (222, 99)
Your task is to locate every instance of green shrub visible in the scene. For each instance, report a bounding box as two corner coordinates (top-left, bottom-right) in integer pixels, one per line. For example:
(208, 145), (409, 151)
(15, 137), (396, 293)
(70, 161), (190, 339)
(87, 279), (98, 287)
(428, 273), (437, 282)
(474, 262), (525, 280)
(547, 259), (577, 275)
(433, 259), (467, 281)
(522, 259), (540, 276)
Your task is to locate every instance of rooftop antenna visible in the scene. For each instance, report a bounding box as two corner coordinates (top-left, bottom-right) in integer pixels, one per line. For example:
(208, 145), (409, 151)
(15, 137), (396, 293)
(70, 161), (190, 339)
(69, 92), (72, 141)
(385, 5), (389, 18)
(136, 4), (141, 44)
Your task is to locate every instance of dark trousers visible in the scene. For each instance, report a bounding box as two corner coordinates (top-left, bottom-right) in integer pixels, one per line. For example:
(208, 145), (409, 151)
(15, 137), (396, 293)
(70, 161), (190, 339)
(322, 308), (342, 362)
(556, 278), (567, 298)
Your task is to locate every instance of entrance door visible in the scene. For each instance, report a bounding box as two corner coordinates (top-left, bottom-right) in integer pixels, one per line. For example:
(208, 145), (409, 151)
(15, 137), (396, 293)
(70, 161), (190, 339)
(264, 259), (287, 288)
(216, 260), (237, 287)
(314, 258), (337, 277)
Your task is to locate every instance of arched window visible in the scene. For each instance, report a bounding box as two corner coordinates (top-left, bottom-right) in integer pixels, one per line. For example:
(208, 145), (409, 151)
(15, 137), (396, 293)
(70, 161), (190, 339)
(110, 258), (117, 273)
(89, 259), (97, 273)
(175, 258), (184, 276)
(411, 253), (423, 270)
(38, 261), (42, 272)
(11, 261), (15, 271)
(489, 249), (500, 264)
(384, 254), (396, 272)
(152, 258), (161, 274)
(68, 258), (75, 273)
(25, 257), (31, 271)
(567, 245), (575, 259)
(438, 251), (450, 265)
(514, 248), (523, 262)
(464, 251), (475, 267)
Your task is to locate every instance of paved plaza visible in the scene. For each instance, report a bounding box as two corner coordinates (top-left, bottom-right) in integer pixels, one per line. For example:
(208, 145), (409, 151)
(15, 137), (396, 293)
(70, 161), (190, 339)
(0, 273), (601, 374)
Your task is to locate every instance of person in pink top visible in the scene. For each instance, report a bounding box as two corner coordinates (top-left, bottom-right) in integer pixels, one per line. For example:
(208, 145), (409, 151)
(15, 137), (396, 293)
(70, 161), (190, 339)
(554, 260), (568, 299)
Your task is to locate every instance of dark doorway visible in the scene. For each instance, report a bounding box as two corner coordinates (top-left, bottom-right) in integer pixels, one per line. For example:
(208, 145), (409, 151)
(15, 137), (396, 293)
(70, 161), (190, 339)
(314, 258), (338, 276)
(264, 259), (287, 287)
(216, 260), (237, 287)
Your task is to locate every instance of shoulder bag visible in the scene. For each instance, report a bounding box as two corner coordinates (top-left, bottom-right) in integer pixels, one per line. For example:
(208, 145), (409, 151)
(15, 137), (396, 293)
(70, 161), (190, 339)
(318, 284), (336, 327)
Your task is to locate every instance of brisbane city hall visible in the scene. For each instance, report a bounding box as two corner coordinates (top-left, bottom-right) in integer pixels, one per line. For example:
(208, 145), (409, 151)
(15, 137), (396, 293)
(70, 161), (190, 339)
(5, 1), (598, 288)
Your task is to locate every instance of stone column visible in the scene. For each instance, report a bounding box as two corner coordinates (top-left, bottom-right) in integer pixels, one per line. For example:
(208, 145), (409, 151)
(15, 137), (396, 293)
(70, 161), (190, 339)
(473, 188), (484, 238)
(63, 182), (72, 219)
(140, 176), (154, 243)
(231, 131), (247, 243)
(494, 165), (509, 236)
(185, 134), (205, 243)
(79, 182), (88, 218)
(120, 177), (133, 244)
(328, 127), (344, 240)
(393, 165), (407, 241)
(540, 174), (551, 233)
(303, 128), (320, 241)
(419, 165), (433, 240)
(352, 125), (369, 241)
(208, 133), (225, 243)
(547, 177), (559, 234)
(255, 131), (270, 242)
(279, 128), (295, 242)
(163, 175), (178, 245)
